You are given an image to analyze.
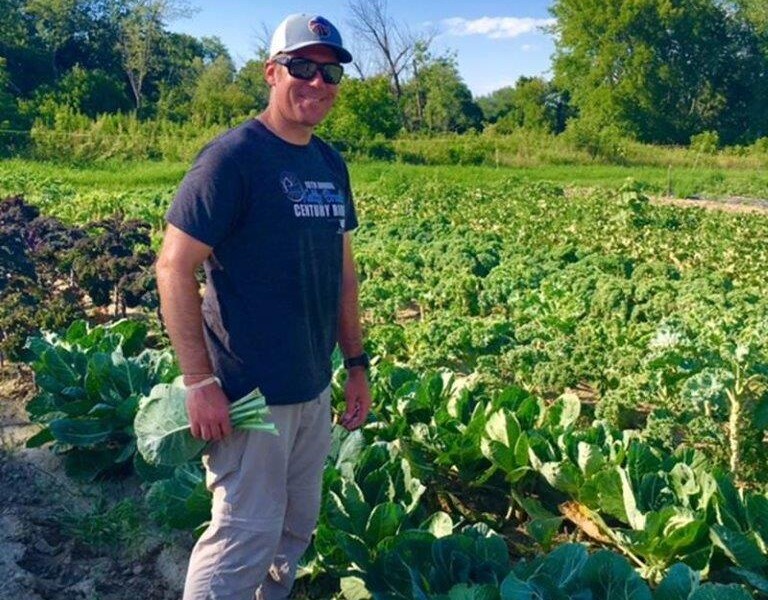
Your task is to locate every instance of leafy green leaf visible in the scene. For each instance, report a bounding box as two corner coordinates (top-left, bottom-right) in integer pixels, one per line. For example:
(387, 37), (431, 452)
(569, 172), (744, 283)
(24, 427), (54, 448)
(546, 392), (581, 432)
(134, 383), (205, 465)
(422, 512), (454, 538)
(627, 442), (663, 491)
(669, 463), (699, 506)
(619, 467), (646, 530)
(581, 467), (629, 522)
(539, 461), (582, 496)
(715, 474), (748, 531)
(37, 346), (80, 392)
(447, 583), (500, 600)
(539, 543), (589, 591)
(581, 550), (652, 600)
(688, 583), (753, 600)
(527, 517), (564, 550)
(577, 442), (605, 478)
(729, 567), (768, 594)
(710, 524), (768, 570)
(146, 463), (210, 530)
(339, 576), (371, 600)
(63, 446), (124, 481)
(49, 417), (113, 445)
(745, 493), (768, 543)
(481, 410), (530, 481)
(499, 572), (541, 600)
(134, 381), (274, 466)
(365, 502), (405, 546)
(337, 531), (372, 569)
(654, 562), (699, 600)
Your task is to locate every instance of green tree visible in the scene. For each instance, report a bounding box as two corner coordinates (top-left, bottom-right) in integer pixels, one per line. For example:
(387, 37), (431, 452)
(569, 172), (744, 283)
(403, 53), (482, 134)
(116, 0), (193, 111)
(151, 32), (208, 120)
(55, 64), (130, 116)
(0, 0), (52, 96)
(24, 0), (80, 76)
(0, 58), (19, 127)
(479, 77), (571, 134)
(551, 0), (768, 144)
(235, 59), (269, 112)
(190, 55), (253, 126)
(317, 75), (401, 141)
(738, 0), (768, 34)
(476, 86), (516, 123)
(198, 35), (229, 63)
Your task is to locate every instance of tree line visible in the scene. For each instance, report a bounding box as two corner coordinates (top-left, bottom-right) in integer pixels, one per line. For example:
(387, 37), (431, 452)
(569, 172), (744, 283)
(1, 0), (767, 154)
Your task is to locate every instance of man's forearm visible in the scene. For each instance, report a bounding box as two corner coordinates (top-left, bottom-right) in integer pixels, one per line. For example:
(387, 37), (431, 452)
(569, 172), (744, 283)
(338, 234), (365, 357)
(157, 264), (212, 380)
(338, 273), (364, 358)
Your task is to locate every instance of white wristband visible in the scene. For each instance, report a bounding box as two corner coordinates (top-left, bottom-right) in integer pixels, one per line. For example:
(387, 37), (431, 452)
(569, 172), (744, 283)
(185, 376), (221, 391)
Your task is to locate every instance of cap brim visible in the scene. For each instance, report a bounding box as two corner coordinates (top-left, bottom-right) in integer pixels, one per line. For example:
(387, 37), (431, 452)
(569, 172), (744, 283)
(277, 41), (353, 63)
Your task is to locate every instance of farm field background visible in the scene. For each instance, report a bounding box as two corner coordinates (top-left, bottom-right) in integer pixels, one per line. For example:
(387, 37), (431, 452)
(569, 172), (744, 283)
(3, 158), (768, 206)
(2, 157), (768, 599)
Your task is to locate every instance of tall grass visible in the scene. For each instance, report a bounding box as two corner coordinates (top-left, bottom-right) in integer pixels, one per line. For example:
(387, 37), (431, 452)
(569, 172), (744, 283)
(351, 162), (768, 199)
(2, 158), (767, 204)
(29, 108), (228, 163)
(391, 130), (768, 171)
(23, 109), (768, 176)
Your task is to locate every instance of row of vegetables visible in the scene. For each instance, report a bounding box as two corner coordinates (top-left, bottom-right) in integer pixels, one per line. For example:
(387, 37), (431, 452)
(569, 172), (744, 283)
(5, 173), (768, 597)
(18, 318), (768, 598)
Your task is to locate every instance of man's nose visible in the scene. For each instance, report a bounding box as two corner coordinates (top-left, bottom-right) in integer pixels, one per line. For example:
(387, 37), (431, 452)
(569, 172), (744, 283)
(307, 70), (326, 85)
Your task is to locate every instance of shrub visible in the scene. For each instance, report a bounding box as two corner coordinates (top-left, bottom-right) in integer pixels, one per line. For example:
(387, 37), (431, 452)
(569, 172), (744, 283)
(561, 118), (628, 163)
(690, 130), (720, 155)
(30, 109), (226, 162)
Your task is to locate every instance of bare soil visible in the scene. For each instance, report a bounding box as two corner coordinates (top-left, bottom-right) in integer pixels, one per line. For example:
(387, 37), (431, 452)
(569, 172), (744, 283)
(0, 365), (192, 600)
(652, 194), (768, 214)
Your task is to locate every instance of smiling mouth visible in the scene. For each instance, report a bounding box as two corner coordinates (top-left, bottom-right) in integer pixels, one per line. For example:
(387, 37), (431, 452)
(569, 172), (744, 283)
(299, 96), (329, 105)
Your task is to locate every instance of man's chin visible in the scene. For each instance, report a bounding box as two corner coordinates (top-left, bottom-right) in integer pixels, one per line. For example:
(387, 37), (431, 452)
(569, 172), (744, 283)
(299, 112), (329, 128)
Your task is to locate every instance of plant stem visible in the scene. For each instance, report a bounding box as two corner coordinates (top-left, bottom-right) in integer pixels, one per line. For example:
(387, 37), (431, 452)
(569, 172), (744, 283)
(727, 362), (743, 489)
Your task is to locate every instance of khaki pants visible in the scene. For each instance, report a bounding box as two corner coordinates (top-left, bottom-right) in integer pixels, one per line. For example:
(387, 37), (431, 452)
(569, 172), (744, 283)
(183, 387), (332, 600)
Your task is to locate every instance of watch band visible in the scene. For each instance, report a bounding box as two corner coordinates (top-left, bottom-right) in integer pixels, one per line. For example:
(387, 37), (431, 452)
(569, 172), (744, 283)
(343, 352), (370, 370)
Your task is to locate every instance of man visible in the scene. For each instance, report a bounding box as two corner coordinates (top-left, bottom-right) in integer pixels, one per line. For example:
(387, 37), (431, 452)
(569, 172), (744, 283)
(155, 13), (371, 600)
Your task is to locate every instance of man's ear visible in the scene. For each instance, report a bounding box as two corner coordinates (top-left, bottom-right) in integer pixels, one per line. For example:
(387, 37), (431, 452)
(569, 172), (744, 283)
(264, 60), (277, 87)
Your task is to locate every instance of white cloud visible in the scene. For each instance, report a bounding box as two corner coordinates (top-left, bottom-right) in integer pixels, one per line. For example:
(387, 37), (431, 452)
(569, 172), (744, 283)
(442, 16), (556, 39)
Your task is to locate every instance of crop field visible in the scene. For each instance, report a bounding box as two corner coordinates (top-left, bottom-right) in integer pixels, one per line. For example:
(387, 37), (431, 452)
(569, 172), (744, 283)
(2, 159), (768, 599)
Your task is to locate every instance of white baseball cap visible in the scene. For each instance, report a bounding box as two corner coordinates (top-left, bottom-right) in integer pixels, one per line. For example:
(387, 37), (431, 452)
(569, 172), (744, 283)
(269, 14), (353, 64)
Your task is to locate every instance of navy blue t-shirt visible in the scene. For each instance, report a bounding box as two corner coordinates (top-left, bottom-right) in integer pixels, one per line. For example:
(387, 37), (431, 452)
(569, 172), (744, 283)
(166, 119), (358, 404)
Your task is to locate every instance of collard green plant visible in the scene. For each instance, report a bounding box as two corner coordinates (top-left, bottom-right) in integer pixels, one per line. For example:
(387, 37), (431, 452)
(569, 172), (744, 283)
(145, 462), (212, 533)
(24, 319), (177, 480)
(135, 379), (276, 466)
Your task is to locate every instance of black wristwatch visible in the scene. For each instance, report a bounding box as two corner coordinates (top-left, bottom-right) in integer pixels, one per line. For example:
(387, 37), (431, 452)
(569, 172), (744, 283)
(343, 352), (370, 370)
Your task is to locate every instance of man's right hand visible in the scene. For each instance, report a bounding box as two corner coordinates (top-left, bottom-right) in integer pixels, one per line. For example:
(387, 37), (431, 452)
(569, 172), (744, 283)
(186, 382), (232, 442)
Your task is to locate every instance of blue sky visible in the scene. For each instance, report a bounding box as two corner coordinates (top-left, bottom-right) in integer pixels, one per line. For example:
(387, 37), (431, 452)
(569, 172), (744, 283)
(168, 1), (556, 98)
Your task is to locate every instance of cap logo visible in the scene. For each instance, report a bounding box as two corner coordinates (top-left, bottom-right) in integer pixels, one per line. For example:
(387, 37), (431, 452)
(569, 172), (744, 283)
(308, 16), (332, 38)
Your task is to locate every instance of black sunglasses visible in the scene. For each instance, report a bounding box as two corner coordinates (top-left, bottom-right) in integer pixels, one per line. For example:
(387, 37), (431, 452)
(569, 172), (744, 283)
(273, 55), (344, 85)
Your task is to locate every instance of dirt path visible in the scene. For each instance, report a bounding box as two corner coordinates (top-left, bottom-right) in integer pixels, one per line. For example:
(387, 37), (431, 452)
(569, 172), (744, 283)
(0, 366), (190, 600)
(653, 195), (768, 214)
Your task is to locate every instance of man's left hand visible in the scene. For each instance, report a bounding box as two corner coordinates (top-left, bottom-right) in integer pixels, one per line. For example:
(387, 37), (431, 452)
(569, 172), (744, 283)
(340, 369), (371, 431)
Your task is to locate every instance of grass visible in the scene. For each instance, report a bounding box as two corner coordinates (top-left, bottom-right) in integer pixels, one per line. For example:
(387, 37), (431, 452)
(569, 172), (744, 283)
(0, 157), (189, 191)
(2, 155), (767, 202)
(58, 497), (148, 558)
(352, 161), (768, 199)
